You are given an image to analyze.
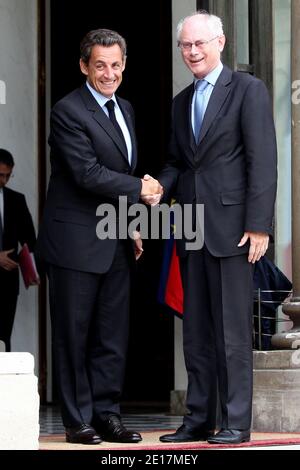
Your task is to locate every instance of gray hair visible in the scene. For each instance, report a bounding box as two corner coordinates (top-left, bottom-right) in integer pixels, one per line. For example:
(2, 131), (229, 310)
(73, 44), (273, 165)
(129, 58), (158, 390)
(80, 28), (127, 64)
(177, 10), (224, 41)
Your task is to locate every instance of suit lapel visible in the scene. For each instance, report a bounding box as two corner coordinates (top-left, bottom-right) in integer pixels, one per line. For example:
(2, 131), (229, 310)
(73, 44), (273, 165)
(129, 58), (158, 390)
(117, 98), (138, 172)
(79, 85), (129, 163)
(197, 66), (232, 146)
(187, 89), (197, 154)
(177, 85), (197, 157)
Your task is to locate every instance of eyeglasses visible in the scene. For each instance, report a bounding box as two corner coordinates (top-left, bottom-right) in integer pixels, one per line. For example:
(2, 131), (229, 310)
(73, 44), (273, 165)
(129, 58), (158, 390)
(178, 36), (220, 51)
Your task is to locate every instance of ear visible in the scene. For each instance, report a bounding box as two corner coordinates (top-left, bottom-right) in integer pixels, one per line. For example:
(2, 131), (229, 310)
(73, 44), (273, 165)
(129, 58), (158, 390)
(218, 35), (226, 53)
(79, 59), (88, 76)
(121, 56), (127, 72)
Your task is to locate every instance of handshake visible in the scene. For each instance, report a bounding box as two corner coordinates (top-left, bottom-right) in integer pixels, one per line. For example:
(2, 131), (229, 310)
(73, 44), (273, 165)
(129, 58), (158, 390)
(140, 174), (163, 206)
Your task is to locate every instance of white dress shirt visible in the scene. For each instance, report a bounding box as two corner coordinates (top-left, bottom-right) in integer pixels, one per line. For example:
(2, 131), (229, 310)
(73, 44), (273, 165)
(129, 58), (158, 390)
(86, 81), (132, 165)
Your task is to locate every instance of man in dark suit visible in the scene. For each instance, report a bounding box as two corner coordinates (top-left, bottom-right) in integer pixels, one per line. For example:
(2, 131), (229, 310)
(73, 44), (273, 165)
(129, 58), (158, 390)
(0, 149), (36, 352)
(152, 12), (277, 444)
(37, 29), (162, 445)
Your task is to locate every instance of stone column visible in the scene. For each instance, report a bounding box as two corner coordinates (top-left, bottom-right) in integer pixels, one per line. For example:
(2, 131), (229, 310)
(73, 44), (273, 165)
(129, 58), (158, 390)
(252, 350), (300, 432)
(272, 0), (300, 349)
(0, 353), (39, 449)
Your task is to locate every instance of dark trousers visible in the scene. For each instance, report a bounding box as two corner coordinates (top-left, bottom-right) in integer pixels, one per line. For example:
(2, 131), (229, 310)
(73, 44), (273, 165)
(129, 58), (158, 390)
(47, 241), (131, 428)
(180, 246), (254, 431)
(0, 284), (18, 352)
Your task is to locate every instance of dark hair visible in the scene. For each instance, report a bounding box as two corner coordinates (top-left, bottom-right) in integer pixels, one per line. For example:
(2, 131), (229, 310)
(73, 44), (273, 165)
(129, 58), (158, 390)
(0, 149), (14, 167)
(80, 28), (127, 64)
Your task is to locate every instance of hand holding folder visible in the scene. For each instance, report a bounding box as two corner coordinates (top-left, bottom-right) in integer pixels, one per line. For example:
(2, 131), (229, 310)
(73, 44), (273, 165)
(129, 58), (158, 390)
(19, 243), (40, 288)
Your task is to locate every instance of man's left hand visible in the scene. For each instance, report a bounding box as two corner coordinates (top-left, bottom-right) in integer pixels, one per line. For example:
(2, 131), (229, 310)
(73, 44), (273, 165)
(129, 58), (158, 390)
(132, 231), (143, 260)
(238, 231), (269, 264)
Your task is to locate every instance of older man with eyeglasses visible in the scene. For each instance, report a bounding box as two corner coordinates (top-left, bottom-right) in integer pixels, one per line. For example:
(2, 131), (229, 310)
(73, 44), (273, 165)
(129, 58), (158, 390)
(146, 10), (277, 445)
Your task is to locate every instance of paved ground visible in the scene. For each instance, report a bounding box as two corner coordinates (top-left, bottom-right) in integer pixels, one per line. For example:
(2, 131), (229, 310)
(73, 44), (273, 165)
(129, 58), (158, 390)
(39, 407), (300, 450)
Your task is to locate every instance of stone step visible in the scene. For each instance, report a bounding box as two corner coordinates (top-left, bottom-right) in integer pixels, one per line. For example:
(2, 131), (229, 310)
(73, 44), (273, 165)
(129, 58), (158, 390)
(0, 353), (39, 449)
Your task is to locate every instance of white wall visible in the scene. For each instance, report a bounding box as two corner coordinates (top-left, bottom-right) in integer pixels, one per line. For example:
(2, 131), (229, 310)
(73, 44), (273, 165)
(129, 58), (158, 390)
(172, 0), (197, 96)
(0, 0), (39, 368)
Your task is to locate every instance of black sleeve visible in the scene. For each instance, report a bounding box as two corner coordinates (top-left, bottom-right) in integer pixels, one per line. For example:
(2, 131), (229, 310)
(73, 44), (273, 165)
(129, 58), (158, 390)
(17, 194), (36, 251)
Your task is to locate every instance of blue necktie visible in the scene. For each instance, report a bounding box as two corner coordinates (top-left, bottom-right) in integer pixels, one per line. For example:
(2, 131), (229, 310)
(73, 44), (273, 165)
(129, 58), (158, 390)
(193, 79), (209, 142)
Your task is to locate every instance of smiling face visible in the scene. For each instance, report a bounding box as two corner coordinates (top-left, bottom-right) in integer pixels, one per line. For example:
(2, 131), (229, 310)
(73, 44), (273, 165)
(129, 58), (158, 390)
(179, 15), (225, 79)
(80, 44), (126, 98)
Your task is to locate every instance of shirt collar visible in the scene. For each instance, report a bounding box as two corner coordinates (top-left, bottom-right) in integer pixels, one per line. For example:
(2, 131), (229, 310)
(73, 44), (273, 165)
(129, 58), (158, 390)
(194, 62), (223, 88)
(85, 81), (118, 108)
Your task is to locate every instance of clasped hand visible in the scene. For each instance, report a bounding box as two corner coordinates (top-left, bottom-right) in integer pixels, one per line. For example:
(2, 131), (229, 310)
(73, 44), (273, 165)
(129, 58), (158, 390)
(140, 174), (163, 206)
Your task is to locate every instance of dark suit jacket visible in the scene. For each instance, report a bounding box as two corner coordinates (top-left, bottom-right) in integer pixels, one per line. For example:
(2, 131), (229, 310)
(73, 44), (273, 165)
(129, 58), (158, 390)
(159, 65), (277, 258)
(0, 187), (36, 294)
(37, 84), (142, 274)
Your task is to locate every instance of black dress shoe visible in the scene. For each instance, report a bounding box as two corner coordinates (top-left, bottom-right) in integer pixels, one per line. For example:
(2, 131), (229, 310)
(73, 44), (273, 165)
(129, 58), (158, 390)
(159, 424), (214, 443)
(65, 424), (102, 444)
(207, 429), (250, 444)
(96, 414), (142, 443)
